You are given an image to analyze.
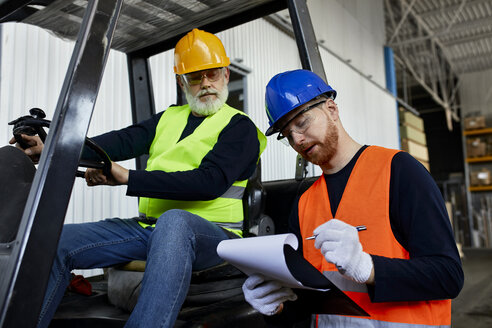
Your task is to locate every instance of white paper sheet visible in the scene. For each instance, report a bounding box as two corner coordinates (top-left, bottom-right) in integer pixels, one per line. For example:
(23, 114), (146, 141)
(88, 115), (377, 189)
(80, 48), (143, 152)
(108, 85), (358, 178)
(217, 233), (313, 289)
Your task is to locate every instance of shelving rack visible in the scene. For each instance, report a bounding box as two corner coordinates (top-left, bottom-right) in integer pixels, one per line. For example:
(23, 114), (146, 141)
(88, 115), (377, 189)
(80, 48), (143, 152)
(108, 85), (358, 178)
(463, 126), (492, 247)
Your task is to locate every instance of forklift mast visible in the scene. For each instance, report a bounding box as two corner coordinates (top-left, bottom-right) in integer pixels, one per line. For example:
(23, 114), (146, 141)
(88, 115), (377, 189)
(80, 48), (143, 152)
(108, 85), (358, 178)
(0, 1), (325, 326)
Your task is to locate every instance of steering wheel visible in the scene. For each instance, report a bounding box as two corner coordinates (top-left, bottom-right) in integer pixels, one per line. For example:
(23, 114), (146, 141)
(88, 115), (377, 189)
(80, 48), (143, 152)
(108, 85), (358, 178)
(9, 108), (112, 179)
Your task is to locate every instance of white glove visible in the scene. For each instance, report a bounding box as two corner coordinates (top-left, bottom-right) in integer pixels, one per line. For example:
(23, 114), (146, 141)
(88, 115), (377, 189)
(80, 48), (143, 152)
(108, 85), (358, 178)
(313, 219), (373, 283)
(242, 274), (297, 316)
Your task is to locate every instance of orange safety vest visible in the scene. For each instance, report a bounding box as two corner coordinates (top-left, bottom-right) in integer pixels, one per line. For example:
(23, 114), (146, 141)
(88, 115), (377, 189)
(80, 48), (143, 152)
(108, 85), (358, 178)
(299, 146), (451, 327)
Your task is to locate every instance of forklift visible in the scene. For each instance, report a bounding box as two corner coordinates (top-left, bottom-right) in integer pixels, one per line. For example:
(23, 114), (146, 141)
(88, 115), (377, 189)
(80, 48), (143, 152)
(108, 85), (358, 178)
(0, 0), (338, 326)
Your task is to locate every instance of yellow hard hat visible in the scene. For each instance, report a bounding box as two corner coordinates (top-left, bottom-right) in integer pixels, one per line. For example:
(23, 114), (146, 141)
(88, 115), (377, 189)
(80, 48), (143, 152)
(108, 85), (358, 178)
(174, 28), (230, 75)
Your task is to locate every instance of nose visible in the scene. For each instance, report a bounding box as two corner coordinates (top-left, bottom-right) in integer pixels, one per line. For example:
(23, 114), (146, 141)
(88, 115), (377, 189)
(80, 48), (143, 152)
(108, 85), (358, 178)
(290, 131), (305, 148)
(200, 75), (212, 88)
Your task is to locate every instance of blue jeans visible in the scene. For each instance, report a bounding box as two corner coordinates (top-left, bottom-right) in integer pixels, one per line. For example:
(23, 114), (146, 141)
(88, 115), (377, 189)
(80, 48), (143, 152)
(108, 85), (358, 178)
(37, 209), (230, 328)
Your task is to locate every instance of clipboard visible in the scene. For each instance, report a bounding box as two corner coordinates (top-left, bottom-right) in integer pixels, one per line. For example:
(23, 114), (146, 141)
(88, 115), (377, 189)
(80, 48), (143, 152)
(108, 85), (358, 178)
(217, 233), (369, 316)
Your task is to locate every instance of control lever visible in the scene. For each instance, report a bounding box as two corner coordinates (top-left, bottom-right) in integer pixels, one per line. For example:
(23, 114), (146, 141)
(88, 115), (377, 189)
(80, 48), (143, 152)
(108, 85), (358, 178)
(8, 108), (50, 149)
(9, 108), (112, 179)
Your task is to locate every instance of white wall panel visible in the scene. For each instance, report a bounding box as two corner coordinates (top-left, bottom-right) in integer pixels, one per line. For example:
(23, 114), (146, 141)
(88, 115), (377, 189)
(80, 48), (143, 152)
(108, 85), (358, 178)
(322, 49), (398, 149)
(0, 22), (138, 275)
(149, 52), (177, 112)
(307, 0), (386, 87)
(1, 23), (138, 227)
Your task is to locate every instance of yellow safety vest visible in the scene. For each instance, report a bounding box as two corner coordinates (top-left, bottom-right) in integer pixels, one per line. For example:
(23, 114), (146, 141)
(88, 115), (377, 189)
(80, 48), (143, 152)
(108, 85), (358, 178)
(138, 103), (266, 237)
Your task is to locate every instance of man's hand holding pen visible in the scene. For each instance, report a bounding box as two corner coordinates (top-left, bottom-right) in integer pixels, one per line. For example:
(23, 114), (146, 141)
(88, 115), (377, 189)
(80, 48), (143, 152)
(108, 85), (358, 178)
(312, 219), (375, 284)
(306, 224), (366, 240)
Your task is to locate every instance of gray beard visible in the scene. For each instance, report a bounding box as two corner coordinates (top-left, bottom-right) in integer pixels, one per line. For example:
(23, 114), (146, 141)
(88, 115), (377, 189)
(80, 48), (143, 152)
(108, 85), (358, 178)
(185, 86), (229, 116)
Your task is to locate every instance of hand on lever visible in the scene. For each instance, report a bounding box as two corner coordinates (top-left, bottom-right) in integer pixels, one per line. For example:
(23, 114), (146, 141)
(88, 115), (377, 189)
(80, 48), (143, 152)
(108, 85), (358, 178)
(10, 134), (44, 163)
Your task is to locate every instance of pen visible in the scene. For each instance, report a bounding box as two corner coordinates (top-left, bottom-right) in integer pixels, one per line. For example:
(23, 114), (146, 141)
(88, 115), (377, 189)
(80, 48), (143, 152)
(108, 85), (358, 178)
(305, 225), (367, 240)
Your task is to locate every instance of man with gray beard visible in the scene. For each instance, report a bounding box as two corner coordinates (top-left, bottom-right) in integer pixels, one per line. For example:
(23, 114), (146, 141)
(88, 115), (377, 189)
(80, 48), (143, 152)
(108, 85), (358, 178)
(12, 28), (266, 328)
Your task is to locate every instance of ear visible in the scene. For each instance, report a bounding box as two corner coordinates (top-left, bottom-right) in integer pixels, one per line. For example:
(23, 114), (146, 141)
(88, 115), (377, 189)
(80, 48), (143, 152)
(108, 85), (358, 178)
(176, 75), (184, 89)
(325, 98), (340, 121)
(223, 67), (230, 84)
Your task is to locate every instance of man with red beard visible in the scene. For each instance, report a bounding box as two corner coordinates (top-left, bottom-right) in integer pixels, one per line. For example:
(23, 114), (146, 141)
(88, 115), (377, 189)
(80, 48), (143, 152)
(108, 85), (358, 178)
(242, 69), (463, 327)
(12, 28), (267, 328)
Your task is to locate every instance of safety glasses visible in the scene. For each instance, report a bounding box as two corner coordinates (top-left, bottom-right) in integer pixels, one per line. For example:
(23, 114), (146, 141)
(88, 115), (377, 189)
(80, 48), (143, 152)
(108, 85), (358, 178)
(277, 99), (327, 144)
(182, 68), (224, 86)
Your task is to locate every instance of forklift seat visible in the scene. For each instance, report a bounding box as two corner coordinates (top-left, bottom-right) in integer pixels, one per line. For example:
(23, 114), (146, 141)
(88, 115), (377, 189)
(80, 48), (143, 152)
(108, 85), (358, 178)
(0, 146), (36, 243)
(107, 163), (275, 312)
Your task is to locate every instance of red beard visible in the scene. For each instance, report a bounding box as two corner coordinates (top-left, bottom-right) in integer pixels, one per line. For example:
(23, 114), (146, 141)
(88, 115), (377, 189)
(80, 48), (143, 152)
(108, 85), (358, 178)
(302, 120), (338, 166)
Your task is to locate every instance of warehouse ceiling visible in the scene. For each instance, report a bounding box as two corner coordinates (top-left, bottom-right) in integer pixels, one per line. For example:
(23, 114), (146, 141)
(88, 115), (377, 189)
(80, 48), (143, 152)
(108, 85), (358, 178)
(384, 0), (492, 129)
(1, 0), (286, 57)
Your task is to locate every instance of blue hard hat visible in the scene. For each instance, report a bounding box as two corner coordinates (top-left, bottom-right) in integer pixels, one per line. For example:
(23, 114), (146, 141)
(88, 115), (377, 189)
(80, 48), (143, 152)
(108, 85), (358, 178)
(265, 69), (336, 136)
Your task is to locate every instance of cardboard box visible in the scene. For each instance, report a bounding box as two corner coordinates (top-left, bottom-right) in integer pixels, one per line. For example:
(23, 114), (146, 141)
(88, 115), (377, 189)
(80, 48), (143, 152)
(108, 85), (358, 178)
(466, 138), (487, 157)
(400, 124), (427, 145)
(401, 138), (429, 161)
(464, 116), (486, 130)
(399, 108), (424, 131)
(486, 136), (492, 156)
(470, 168), (491, 186)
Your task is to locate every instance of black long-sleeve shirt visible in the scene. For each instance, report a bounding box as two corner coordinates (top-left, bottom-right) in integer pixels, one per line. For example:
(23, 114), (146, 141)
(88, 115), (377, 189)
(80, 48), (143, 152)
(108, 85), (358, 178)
(274, 145), (463, 325)
(86, 109), (260, 201)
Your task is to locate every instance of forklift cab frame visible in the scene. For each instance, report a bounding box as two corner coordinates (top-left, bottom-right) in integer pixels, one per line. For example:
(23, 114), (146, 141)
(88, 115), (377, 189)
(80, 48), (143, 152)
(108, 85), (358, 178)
(0, 0), (327, 326)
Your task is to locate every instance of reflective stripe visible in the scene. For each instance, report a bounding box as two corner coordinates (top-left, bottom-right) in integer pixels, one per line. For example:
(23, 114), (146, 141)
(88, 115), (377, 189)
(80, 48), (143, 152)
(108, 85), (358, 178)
(137, 212), (243, 233)
(221, 185), (245, 199)
(323, 271), (367, 293)
(213, 220), (243, 231)
(314, 315), (451, 328)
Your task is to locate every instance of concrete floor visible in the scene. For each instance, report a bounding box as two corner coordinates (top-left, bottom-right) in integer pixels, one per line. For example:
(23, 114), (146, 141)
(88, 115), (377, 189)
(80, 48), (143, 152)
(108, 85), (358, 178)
(452, 248), (492, 328)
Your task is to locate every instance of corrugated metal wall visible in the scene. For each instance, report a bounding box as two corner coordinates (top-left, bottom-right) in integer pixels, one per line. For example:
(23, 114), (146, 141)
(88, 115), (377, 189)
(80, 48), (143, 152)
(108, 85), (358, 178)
(307, 0), (387, 87)
(1, 0), (398, 274)
(0, 22), (140, 276)
(0, 22), (138, 228)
